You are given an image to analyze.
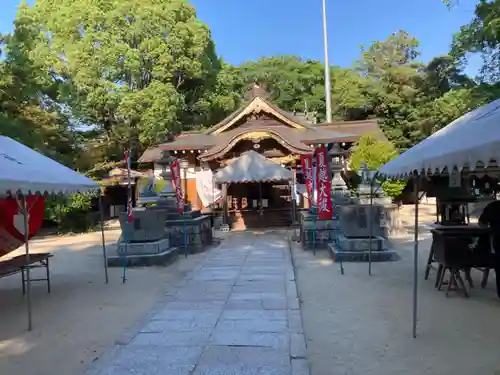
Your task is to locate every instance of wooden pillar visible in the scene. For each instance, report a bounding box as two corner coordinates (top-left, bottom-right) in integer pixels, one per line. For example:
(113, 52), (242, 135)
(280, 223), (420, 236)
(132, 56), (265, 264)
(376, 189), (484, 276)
(222, 183), (228, 225)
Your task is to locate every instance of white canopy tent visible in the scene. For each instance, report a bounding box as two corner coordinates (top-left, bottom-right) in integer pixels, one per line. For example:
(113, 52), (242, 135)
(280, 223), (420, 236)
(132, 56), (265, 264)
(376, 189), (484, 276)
(379, 98), (500, 178)
(214, 150), (293, 183)
(377, 97), (500, 339)
(0, 136), (108, 330)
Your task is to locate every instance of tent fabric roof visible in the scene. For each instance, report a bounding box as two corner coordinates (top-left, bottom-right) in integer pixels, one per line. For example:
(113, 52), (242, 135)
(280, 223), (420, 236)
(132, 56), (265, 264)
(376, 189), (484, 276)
(0, 136), (99, 196)
(379, 98), (500, 178)
(214, 150), (292, 183)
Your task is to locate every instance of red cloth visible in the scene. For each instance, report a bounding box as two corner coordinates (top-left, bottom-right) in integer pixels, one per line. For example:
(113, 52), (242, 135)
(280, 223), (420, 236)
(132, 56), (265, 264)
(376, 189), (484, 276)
(0, 196), (45, 257)
(315, 147), (333, 220)
(170, 159), (183, 214)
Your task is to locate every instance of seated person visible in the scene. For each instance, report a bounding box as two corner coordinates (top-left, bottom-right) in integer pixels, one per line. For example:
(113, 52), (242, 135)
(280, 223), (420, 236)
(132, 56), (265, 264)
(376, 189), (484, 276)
(477, 200), (500, 295)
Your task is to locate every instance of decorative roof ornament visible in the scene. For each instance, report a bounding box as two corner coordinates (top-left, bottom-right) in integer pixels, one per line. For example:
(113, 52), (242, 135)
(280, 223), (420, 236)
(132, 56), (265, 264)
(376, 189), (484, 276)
(244, 82), (270, 101)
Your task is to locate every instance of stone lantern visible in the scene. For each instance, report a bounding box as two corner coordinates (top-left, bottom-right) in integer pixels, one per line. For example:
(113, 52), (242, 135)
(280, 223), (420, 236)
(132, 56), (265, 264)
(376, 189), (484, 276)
(156, 151), (176, 198)
(328, 143), (348, 193)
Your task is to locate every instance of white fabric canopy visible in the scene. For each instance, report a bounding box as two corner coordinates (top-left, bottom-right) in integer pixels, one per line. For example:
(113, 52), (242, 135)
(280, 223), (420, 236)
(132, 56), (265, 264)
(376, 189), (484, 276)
(0, 136), (98, 196)
(379, 98), (500, 178)
(215, 150), (292, 183)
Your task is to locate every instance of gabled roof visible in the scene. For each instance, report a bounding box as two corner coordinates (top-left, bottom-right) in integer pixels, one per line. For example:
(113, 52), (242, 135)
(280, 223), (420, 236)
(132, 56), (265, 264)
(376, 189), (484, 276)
(214, 150), (292, 183)
(206, 96), (313, 135)
(316, 119), (387, 142)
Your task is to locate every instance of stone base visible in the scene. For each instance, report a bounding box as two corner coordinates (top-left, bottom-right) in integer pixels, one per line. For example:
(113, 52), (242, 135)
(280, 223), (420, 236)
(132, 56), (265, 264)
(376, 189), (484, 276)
(166, 215), (213, 250)
(299, 212), (341, 250)
(108, 247), (179, 267)
(336, 235), (387, 252)
(328, 243), (398, 262)
(117, 238), (170, 256)
(220, 224), (230, 232)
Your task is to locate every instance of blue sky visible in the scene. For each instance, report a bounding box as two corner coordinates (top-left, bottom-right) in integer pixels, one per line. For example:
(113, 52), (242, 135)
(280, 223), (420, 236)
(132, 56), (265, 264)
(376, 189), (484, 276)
(1, 0), (481, 74)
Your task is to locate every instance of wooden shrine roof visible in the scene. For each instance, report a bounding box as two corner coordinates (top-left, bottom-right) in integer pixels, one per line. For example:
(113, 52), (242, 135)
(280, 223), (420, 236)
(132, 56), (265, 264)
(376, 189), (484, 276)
(139, 84), (386, 163)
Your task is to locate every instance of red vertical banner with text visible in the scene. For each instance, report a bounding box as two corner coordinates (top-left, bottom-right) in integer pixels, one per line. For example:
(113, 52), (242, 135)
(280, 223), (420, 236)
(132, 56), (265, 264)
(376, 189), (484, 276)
(300, 154), (314, 206)
(315, 147), (333, 220)
(170, 159), (184, 214)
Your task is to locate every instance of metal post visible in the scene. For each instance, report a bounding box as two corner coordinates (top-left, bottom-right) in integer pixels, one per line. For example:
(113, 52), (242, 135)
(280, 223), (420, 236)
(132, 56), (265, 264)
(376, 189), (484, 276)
(412, 176), (420, 338)
(22, 195), (32, 331)
(322, 0), (333, 123)
(99, 194), (109, 284)
(368, 176), (374, 276)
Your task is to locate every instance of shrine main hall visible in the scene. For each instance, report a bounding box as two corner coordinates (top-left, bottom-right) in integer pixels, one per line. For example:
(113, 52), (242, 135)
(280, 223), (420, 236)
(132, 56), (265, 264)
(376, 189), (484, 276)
(139, 85), (385, 229)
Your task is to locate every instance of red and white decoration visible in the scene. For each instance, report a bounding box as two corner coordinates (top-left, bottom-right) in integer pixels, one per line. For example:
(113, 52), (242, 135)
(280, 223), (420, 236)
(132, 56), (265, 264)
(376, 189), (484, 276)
(0, 196), (45, 257)
(300, 154), (314, 206)
(170, 159), (184, 214)
(315, 147), (333, 220)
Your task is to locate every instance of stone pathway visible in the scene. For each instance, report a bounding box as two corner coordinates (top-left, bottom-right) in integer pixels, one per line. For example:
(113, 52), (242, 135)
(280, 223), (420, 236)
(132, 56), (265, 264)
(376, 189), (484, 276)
(87, 231), (309, 375)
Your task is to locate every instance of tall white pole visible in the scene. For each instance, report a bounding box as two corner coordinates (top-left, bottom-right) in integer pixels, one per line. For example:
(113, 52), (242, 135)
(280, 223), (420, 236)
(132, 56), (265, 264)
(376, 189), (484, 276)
(322, 0), (333, 123)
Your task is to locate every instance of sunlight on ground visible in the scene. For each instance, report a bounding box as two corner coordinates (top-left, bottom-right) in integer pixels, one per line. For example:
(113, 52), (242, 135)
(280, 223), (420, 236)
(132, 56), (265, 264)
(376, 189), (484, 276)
(0, 338), (33, 358)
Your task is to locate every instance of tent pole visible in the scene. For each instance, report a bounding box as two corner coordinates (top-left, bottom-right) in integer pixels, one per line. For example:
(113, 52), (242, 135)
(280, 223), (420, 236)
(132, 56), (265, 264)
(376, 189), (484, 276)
(99, 194), (109, 284)
(22, 195), (32, 331)
(412, 176), (420, 338)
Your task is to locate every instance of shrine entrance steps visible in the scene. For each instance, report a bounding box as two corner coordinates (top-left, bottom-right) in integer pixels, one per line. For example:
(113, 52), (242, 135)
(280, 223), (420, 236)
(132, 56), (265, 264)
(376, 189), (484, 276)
(229, 209), (292, 231)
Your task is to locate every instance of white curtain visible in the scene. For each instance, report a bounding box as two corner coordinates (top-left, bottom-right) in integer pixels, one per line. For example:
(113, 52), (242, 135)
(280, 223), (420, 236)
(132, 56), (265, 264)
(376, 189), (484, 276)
(196, 170), (222, 207)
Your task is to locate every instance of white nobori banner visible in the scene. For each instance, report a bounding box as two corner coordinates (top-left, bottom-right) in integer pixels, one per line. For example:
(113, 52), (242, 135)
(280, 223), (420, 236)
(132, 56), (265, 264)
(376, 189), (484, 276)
(196, 170), (222, 207)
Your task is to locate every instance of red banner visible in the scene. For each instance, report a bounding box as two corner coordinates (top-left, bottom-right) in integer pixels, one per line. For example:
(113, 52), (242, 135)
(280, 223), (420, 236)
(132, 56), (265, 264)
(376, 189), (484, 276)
(0, 196), (45, 258)
(170, 159), (183, 214)
(315, 147), (333, 220)
(300, 154), (313, 205)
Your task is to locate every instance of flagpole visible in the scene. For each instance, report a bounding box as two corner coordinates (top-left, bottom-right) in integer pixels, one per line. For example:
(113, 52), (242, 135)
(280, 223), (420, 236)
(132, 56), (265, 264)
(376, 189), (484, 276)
(322, 0), (332, 123)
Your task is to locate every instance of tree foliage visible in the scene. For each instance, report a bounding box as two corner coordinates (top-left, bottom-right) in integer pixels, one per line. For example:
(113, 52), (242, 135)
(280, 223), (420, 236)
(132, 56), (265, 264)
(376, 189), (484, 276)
(0, 0), (499, 175)
(349, 134), (406, 198)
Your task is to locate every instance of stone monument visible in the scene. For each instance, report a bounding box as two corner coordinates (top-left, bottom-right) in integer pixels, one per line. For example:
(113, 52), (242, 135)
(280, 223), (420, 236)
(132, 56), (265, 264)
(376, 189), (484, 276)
(329, 163), (398, 262)
(108, 171), (174, 267)
(109, 152), (213, 266)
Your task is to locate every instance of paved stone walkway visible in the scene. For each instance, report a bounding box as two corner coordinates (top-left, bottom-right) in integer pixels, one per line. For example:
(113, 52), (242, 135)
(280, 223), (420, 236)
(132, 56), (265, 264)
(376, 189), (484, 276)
(87, 232), (309, 375)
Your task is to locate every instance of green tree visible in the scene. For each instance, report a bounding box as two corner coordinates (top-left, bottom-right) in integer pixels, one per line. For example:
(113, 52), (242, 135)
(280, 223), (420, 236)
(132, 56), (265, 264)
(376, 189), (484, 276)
(239, 55), (371, 122)
(349, 133), (406, 197)
(0, 2), (79, 166)
(356, 30), (424, 150)
(451, 0), (500, 82)
(14, 0), (224, 158)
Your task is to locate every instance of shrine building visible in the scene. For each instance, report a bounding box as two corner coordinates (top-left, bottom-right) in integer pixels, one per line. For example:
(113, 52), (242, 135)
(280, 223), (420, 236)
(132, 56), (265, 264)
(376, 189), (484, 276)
(139, 84), (385, 229)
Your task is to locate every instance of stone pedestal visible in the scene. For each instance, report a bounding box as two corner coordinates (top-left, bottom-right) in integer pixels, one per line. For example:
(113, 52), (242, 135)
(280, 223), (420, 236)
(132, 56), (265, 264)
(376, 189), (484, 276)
(299, 211), (340, 250)
(337, 204), (386, 238)
(329, 204), (399, 262)
(165, 215), (213, 253)
(119, 208), (168, 243)
(328, 239), (398, 262)
(117, 238), (170, 256)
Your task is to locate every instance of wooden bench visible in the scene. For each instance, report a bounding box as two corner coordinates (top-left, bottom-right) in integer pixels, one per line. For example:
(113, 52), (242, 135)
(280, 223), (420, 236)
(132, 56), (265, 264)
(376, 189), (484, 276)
(0, 253), (52, 294)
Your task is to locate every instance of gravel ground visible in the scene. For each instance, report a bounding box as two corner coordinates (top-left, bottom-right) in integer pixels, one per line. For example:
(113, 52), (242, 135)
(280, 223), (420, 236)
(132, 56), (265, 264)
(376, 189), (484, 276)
(0, 228), (208, 375)
(292, 207), (500, 375)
